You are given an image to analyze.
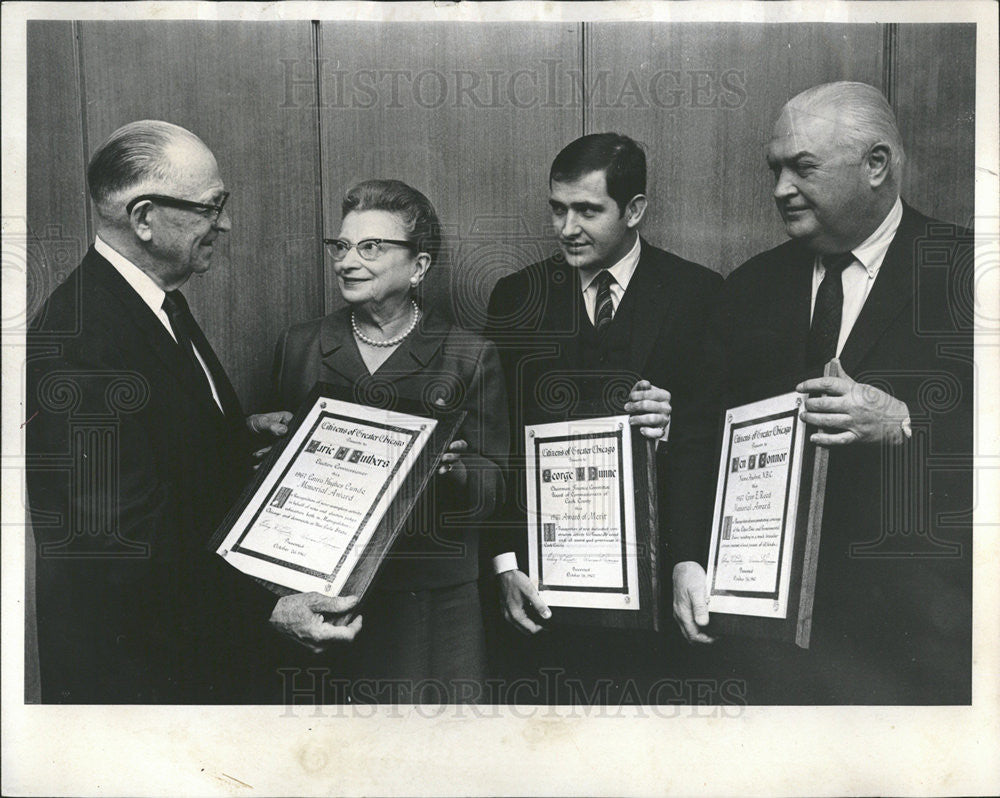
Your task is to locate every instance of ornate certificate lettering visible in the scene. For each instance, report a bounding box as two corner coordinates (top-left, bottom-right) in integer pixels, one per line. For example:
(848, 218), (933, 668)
(706, 392), (807, 618)
(216, 397), (435, 595)
(525, 416), (640, 611)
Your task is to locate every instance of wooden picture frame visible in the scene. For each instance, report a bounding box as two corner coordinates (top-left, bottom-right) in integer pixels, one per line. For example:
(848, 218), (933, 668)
(525, 415), (659, 632)
(210, 382), (465, 604)
(704, 362), (838, 649)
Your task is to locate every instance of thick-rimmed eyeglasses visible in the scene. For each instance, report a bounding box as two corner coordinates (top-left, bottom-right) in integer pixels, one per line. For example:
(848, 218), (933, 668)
(125, 191), (230, 223)
(323, 238), (414, 261)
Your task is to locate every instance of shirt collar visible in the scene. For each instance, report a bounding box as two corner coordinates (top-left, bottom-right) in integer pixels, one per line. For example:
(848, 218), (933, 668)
(95, 235), (167, 315)
(846, 196), (903, 278)
(579, 235), (642, 293)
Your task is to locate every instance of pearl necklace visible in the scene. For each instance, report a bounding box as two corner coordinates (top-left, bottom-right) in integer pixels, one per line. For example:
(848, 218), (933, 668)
(351, 300), (421, 348)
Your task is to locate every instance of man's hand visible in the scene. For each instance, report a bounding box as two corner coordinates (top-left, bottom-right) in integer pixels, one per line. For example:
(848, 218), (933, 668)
(624, 379), (671, 440)
(498, 570), (551, 635)
(437, 438), (469, 489)
(796, 366), (909, 446)
(672, 561), (715, 644)
(269, 592), (362, 653)
(248, 410), (292, 437)
(247, 411), (293, 468)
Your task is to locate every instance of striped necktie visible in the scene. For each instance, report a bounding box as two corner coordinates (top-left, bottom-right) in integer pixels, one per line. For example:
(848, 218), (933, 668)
(593, 270), (615, 332)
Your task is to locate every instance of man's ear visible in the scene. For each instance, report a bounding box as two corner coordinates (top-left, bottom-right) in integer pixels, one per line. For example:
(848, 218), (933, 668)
(129, 201), (154, 242)
(864, 143), (893, 188)
(624, 194), (648, 229)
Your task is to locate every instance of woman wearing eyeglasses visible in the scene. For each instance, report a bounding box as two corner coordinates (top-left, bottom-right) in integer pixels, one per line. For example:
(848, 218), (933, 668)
(266, 179), (508, 703)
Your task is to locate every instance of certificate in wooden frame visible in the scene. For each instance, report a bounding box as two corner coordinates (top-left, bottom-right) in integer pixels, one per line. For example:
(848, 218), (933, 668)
(525, 415), (659, 632)
(704, 387), (829, 649)
(210, 382), (465, 603)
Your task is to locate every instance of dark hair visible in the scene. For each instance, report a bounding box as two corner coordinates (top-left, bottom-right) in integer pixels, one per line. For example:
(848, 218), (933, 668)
(549, 133), (647, 215)
(86, 120), (204, 212)
(341, 179), (442, 261)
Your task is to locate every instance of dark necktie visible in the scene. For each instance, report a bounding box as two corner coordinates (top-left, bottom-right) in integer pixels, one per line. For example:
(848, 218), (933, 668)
(806, 252), (855, 368)
(593, 270), (615, 332)
(162, 290), (216, 402)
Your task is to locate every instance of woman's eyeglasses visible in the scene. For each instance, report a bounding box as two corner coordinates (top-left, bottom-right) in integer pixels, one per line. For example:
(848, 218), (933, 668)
(323, 238), (414, 261)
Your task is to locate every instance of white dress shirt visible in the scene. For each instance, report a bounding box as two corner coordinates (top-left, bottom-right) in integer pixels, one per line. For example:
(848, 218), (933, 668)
(810, 196), (903, 356)
(95, 236), (223, 411)
(578, 234), (642, 324)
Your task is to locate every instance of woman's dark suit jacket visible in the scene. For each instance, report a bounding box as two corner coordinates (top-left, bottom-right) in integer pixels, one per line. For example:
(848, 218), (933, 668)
(271, 306), (508, 591)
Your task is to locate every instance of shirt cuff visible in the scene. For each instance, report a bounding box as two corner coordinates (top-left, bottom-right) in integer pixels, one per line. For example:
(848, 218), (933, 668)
(492, 552), (518, 574)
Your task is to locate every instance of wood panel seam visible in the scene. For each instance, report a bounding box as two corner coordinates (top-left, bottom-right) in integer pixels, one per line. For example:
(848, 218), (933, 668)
(72, 21), (93, 243)
(312, 20), (327, 318)
(581, 22), (588, 137)
(882, 22), (898, 110)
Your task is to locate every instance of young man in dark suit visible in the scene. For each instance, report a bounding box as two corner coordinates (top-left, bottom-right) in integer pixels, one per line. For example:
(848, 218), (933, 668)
(483, 133), (722, 702)
(26, 120), (358, 703)
(672, 82), (973, 704)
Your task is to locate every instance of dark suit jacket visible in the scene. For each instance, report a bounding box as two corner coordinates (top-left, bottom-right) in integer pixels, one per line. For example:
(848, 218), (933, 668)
(271, 306), (508, 591)
(484, 238), (723, 573)
(26, 247), (277, 703)
(696, 203), (973, 703)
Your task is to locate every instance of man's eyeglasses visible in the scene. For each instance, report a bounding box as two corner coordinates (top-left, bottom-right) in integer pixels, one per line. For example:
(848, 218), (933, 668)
(125, 191), (230, 223)
(323, 238), (414, 262)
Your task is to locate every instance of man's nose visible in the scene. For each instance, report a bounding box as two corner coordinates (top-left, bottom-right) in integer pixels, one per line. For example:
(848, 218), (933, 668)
(558, 212), (581, 238)
(773, 168), (796, 200)
(213, 207), (232, 232)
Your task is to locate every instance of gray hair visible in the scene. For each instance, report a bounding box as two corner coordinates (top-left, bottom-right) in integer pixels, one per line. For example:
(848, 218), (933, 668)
(86, 120), (205, 215)
(786, 81), (905, 175)
(342, 179), (442, 261)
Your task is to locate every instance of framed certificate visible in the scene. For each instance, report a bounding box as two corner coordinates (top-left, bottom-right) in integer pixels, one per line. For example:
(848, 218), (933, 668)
(704, 390), (828, 648)
(525, 416), (659, 631)
(211, 383), (465, 599)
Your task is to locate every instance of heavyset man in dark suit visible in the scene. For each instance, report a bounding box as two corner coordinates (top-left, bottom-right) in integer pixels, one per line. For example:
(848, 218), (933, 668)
(26, 120), (358, 703)
(484, 133), (722, 701)
(672, 82), (973, 703)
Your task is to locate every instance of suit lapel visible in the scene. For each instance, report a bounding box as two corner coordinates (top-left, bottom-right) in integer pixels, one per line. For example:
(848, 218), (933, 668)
(318, 309), (370, 384)
(618, 238), (673, 374)
(784, 242), (815, 370)
(370, 307), (447, 380)
(185, 319), (243, 419)
(542, 257), (584, 365)
(318, 305), (447, 385)
(838, 205), (918, 373)
(84, 250), (225, 416)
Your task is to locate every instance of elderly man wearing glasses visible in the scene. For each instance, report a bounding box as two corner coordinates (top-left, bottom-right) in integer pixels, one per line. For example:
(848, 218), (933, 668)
(26, 120), (353, 703)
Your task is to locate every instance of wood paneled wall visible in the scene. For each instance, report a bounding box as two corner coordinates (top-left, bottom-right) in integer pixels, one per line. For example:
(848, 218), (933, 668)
(26, 22), (89, 323)
(893, 24), (976, 228)
(75, 21), (323, 407)
(316, 23), (582, 329)
(585, 23), (885, 273)
(23, 21), (976, 700)
(26, 20), (976, 405)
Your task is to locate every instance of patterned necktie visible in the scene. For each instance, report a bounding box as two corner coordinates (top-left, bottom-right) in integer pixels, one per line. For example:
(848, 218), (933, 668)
(593, 270), (615, 332)
(806, 251), (855, 368)
(161, 290), (215, 400)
